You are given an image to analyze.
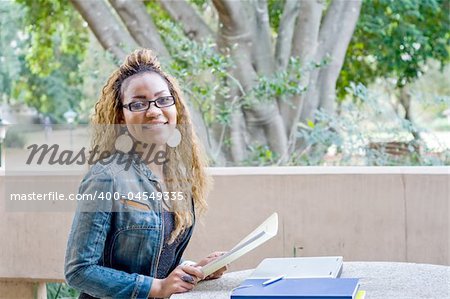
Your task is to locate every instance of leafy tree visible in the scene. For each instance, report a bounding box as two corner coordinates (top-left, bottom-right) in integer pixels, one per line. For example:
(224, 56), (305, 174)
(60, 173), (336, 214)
(0, 1), (25, 104)
(16, 0), (88, 76)
(339, 0), (449, 97)
(35, 0), (362, 164)
(2, 0), (89, 123)
(338, 0), (449, 135)
(13, 53), (85, 123)
(15, 0), (448, 165)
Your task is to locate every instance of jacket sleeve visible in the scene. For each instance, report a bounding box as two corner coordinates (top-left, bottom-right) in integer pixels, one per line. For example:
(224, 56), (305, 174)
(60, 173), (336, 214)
(64, 166), (152, 299)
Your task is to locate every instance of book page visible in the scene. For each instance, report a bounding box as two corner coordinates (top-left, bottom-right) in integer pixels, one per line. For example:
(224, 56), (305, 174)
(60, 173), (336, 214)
(200, 212), (278, 277)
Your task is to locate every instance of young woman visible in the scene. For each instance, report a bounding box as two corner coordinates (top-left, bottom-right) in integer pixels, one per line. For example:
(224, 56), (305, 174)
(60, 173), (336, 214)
(64, 49), (226, 298)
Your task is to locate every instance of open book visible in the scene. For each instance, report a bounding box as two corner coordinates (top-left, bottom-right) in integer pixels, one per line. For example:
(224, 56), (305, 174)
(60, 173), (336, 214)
(200, 212), (278, 277)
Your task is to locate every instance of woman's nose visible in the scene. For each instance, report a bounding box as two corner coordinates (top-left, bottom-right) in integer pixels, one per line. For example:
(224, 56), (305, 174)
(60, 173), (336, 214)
(145, 103), (162, 117)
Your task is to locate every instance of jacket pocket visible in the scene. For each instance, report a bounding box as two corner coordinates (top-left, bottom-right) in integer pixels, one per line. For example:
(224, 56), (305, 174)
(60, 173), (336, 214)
(119, 195), (151, 211)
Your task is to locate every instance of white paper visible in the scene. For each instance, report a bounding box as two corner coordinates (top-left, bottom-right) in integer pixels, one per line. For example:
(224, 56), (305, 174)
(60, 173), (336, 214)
(200, 212), (278, 277)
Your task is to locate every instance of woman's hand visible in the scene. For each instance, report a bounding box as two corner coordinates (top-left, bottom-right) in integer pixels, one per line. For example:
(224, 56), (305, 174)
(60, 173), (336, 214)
(149, 264), (205, 298)
(196, 251), (229, 280)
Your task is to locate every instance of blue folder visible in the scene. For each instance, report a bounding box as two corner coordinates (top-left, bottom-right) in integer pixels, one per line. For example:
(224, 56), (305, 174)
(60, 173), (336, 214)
(230, 278), (360, 299)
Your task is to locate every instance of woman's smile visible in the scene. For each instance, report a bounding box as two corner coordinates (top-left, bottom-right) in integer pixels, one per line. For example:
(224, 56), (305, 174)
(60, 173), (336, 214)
(143, 121), (168, 128)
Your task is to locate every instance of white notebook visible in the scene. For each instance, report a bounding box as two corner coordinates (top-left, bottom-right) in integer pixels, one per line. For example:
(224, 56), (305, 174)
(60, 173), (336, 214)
(200, 212), (278, 277)
(248, 256), (343, 279)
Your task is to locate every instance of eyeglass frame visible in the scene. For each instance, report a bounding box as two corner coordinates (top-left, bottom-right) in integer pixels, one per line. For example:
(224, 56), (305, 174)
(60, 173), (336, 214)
(122, 95), (176, 112)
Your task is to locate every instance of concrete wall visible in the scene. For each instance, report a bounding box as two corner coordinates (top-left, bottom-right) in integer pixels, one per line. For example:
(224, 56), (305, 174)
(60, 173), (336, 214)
(0, 167), (448, 295)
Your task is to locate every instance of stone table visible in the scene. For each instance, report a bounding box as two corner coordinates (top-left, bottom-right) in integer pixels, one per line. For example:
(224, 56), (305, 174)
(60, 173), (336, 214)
(171, 262), (449, 299)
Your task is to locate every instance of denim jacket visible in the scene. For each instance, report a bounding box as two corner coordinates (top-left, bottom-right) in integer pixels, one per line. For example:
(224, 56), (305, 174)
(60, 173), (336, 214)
(64, 153), (194, 298)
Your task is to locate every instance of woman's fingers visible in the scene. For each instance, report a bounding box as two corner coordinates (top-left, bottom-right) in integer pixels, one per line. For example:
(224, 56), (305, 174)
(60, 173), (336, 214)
(181, 265), (205, 282)
(207, 251), (226, 258)
(196, 251), (227, 267)
(158, 267), (198, 297)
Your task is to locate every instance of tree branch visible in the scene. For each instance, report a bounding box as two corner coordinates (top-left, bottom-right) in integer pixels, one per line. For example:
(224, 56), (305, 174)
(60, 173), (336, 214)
(292, 0), (324, 63)
(275, 0), (300, 71)
(280, 0), (324, 148)
(213, 0), (287, 161)
(251, 0), (275, 75)
(108, 0), (170, 59)
(295, 0), (362, 152)
(298, 0), (351, 124)
(294, 0), (327, 125)
(159, 0), (214, 42)
(213, 0), (256, 91)
(70, 0), (138, 61)
(316, 0), (362, 114)
(316, 0), (348, 59)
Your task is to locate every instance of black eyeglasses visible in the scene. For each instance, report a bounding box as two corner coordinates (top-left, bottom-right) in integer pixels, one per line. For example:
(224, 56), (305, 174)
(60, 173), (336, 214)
(122, 96), (176, 112)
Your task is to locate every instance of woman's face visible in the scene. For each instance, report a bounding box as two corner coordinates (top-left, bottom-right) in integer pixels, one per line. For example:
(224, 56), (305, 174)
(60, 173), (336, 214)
(120, 72), (177, 146)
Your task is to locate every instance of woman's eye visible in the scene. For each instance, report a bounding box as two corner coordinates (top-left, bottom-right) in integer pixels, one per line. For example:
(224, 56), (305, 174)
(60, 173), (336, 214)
(157, 97), (172, 105)
(131, 102), (146, 110)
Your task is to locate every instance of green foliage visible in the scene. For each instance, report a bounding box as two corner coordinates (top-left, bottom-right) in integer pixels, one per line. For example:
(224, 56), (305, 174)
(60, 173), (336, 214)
(267, 0), (285, 32)
(15, 0), (89, 76)
(13, 53), (84, 122)
(4, 129), (26, 148)
(46, 282), (79, 299)
(296, 82), (449, 166)
(244, 144), (278, 166)
(243, 57), (306, 107)
(410, 60), (450, 127)
(188, 0), (208, 9)
(296, 109), (344, 165)
(338, 0), (450, 99)
(3, 0), (89, 123)
(0, 1), (26, 103)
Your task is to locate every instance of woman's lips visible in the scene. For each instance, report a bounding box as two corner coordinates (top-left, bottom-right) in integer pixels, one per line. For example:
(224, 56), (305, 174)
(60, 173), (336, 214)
(142, 122), (168, 129)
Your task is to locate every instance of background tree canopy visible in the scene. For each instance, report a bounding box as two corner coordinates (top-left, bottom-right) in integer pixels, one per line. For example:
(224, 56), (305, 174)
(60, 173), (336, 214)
(1, 0), (449, 165)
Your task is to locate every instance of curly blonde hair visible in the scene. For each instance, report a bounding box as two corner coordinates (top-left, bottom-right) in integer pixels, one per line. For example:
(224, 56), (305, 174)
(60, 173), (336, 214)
(91, 49), (210, 243)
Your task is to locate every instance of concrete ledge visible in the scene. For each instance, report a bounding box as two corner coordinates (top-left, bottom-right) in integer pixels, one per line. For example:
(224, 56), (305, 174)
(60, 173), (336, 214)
(208, 166), (449, 175)
(1, 166), (448, 176)
(0, 281), (46, 299)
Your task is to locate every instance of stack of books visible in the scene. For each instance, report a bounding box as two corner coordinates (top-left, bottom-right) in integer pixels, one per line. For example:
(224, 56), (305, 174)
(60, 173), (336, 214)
(230, 257), (366, 299)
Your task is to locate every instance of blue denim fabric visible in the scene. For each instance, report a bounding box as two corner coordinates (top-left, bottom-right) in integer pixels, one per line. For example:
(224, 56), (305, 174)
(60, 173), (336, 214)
(64, 154), (194, 298)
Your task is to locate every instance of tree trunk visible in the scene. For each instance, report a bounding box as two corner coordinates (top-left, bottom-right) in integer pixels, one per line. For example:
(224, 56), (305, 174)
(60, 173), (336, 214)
(213, 0), (287, 161)
(280, 0), (324, 153)
(316, 0), (362, 115)
(70, 0), (138, 61)
(300, 0), (362, 123)
(159, 0), (214, 42)
(292, 0), (361, 158)
(108, 0), (170, 59)
(275, 0), (300, 71)
(399, 86), (420, 141)
(251, 0), (275, 75)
